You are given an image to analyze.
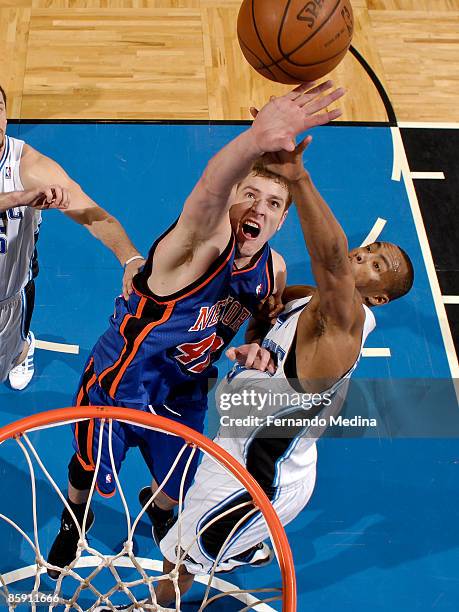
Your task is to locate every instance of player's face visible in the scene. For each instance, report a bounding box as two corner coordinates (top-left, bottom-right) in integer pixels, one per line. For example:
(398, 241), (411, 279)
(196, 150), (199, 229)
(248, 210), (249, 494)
(349, 241), (406, 298)
(229, 174), (289, 258)
(0, 97), (6, 150)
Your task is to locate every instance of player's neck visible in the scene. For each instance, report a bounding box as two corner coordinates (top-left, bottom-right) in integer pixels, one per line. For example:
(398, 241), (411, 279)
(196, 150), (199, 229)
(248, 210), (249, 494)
(234, 244), (265, 270)
(233, 253), (252, 270)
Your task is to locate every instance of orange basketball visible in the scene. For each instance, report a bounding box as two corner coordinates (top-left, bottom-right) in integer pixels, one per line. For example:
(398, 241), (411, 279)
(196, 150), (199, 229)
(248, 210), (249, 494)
(237, 0), (354, 84)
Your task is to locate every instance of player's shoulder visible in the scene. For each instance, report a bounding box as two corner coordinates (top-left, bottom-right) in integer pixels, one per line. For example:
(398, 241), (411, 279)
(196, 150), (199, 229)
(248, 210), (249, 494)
(20, 142), (41, 164)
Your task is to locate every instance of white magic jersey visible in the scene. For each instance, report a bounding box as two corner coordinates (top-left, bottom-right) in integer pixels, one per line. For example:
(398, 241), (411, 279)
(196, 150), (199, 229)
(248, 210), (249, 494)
(0, 135), (41, 301)
(215, 296), (376, 488)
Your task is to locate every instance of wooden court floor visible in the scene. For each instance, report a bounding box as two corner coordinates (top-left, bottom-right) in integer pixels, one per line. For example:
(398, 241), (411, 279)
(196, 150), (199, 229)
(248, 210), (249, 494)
(0, 0), (458, 122)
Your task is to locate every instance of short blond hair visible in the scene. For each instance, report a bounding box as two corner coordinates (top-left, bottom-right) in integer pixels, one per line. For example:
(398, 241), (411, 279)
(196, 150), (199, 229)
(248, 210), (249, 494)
(249, 158), (293, 209)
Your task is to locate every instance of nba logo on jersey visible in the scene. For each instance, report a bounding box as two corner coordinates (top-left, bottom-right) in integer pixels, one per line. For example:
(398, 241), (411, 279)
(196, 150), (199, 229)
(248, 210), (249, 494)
(256, 283), (263, 296)
(5, 166), (11, 179)
(105, 473), (112, 484)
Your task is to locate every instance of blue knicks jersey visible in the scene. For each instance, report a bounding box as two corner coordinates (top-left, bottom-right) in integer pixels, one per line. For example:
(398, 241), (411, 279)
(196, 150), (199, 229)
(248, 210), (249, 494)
(92, 223), (274, 408)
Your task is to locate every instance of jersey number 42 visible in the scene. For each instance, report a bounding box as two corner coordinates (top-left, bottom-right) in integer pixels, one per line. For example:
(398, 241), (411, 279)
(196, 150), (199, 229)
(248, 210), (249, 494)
(174, 333), (224, 374)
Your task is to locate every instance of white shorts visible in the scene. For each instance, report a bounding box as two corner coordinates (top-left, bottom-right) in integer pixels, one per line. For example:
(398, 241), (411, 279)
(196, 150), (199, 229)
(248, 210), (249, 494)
(0, 291), (26, 382)
(160, 444), (317, 575)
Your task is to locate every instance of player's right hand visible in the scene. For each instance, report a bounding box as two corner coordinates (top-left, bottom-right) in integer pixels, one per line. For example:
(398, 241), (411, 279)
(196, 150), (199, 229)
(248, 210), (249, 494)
(226, 343), (276, 374)
(21, 185), (70, 210)
(250, 80), (344, 154)
(259, 136), (313, 184)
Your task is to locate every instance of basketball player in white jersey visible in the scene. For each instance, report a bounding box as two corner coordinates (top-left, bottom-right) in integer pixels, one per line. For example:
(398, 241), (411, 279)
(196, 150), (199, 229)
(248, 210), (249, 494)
(147, 134), (414, 606)
(0, 85), (144, 390)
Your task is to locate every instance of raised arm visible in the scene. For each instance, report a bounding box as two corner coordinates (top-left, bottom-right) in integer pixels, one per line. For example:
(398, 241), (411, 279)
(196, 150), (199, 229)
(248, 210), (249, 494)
(290, 162), (358, 327)
(19, 144), (144, 297)
(152, 82), (345, 278)
(262, 133), (361, 330)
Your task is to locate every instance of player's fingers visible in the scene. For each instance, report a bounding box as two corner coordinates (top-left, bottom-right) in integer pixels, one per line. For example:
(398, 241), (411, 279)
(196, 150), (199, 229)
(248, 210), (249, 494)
(267, 357), (276, 374)
(303, 87), (346, 115)
(40, 187), (54, 208)
(287, 81), (317, 99)
(225, 347), (238, 361)
(122, 278), (129, 300)
(269, 304), (283, 320)
(297, 80), (334, 106)
(249, 106), (259, 118)
(328, 108), (342, 121)
(61, 188), (70, 208)
(261, 294), (274, 310)
(258, 348), (272, 372)
(50, 186), (63, 206)
(296, 135), (312, 154)
(245, 343), (260, 368)
(306, 108), (342, 128)
(281, 138), (296, 153)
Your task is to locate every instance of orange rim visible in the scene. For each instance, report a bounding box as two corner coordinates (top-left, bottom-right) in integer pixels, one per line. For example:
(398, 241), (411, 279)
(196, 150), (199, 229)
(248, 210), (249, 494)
(0, 406), (296, 611)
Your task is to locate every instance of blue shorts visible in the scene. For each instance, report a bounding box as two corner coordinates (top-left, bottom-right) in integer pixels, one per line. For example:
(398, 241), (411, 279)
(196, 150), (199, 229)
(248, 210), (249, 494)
(72, 357), (207, 500)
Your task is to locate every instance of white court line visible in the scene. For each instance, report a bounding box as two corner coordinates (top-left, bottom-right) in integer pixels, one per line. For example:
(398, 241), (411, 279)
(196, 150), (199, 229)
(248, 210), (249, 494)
(398, 122), (459, 130)
(391, 131), (403, 181)
(391, 127), (459, 379)
(35, 339), (79, 354)
(360, 218), (387, 247)
(1, 558), (277, 612)
(362, 348), (391, 358)
(443, 296), (459, 305)
(411, 172), (445, 180)
(359, 220), (391, 358)
(35, 340), (387, 358)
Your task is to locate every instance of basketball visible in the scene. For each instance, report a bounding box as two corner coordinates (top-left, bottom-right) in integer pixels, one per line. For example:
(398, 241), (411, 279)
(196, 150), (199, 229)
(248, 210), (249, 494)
(237, 0), (354, 84)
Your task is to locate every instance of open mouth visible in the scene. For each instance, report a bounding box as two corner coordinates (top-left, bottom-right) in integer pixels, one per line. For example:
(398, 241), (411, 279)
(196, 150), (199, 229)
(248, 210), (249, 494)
(241, 220), (261, 239)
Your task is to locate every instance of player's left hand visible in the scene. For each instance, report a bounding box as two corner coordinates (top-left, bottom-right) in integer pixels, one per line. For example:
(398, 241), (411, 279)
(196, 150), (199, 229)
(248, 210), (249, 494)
(250, 80), (344, 154)
(226, 343), (276, 374)
(122, 258), (146, 300)
(249, 105), (314, 184)
(256, 294), (284, 325)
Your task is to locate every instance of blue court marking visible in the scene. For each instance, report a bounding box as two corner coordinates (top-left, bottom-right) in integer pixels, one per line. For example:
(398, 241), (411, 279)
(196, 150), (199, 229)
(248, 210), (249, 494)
(0, 124), (457, 611)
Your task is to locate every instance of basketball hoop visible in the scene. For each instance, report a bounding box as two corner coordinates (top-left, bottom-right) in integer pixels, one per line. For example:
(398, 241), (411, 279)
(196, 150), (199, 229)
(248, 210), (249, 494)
(0, 406), (296, 611)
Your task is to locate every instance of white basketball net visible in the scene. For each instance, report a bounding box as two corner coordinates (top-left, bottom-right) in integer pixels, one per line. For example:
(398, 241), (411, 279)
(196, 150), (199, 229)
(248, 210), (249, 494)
(0, 416), (287, 611)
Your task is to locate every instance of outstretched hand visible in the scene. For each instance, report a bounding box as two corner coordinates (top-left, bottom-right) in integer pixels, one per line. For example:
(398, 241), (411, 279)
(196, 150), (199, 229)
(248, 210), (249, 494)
(260, 136), (312, 183)
(250, 80), (344, 155)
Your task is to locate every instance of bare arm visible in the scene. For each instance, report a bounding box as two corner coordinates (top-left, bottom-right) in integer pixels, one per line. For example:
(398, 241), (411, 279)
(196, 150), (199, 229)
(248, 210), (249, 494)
(261, 134), (361, 329)
(19, 144), (144, 297)
(289, 164), (360, 328)
(153, 82), (346, 278)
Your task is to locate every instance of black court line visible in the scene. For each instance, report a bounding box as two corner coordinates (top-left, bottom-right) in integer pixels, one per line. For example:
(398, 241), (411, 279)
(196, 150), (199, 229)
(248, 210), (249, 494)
(8, 119), (391, 127)
(349, 45), (397, 126)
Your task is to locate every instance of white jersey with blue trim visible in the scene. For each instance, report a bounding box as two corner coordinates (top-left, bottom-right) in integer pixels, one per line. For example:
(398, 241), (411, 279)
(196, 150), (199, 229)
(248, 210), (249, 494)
(0, 136), (41, 301)
(215, 295), (376, 488)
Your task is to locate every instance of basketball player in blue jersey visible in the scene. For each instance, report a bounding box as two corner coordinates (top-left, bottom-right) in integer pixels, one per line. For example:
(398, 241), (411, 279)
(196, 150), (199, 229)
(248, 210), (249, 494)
(46, 81), (346, 579)
(134, 134), (415, 610)
(0, 85), (144, 391)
